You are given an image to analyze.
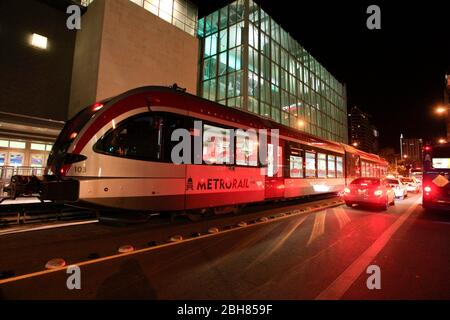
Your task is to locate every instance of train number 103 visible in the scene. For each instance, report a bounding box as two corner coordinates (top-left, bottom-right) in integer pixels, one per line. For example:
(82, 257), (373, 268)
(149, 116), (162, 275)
(73, 166), (86, 174)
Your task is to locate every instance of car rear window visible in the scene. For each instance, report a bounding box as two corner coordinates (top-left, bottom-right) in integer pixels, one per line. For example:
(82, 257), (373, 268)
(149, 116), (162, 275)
(351, 178), (380, 186)
(387, 179), (399, 184)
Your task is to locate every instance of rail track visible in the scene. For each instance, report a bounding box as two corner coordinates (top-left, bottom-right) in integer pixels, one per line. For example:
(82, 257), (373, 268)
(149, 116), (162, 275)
(0, 200), (97, 227)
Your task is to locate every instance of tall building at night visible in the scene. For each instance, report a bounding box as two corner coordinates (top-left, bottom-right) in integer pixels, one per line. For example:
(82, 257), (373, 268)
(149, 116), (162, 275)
(197, 0), (348, 143)
(401, 138), (423, 169)
(348, 106), (379, 154)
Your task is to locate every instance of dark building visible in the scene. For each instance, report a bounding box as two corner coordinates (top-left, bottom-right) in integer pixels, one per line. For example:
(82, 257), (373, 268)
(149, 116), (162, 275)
(0, 0), (78, 121)
(401, 138), (423, 169)
(348, 106), (379, 154)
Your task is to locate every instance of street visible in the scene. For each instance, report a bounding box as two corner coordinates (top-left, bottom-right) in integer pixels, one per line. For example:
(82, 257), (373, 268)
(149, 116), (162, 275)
(0, 193), (449, 300)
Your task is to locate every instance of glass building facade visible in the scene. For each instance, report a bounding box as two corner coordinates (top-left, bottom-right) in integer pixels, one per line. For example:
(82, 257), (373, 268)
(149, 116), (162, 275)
(81, 0), (198, 36)
(197, 0), (348, 143)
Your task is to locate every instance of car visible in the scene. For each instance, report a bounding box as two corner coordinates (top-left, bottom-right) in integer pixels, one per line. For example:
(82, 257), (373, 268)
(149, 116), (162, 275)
(400, 177), (421, 193)
(386, 178), (408, 199)
(343, 178), (396, 210)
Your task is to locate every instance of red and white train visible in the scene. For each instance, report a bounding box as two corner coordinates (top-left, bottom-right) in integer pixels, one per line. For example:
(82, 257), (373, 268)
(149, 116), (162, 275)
(31, 86), (387, 214)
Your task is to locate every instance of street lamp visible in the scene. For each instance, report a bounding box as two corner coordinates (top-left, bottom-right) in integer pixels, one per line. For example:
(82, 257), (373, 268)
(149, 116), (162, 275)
(434, 104), (450, 140)
(438, 138), (447, 144)
(352, 142), (358, 147)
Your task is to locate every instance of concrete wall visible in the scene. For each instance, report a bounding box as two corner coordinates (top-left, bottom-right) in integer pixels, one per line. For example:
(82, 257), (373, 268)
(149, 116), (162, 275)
(0, 0), (76, 121)
(69, 0), (199, 117)
(68, 0), (105, 118)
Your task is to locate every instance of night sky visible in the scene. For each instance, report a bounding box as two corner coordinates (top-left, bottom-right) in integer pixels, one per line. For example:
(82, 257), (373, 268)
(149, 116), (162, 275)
(192, 0), (450, 151)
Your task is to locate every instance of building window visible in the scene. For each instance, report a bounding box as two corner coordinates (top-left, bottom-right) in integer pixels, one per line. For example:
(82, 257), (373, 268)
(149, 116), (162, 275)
(31, 143), (46, 151)
(31, 33), (48, 49)
(9, 141), (26, 149)
(305, 151), (316, 178)
(318, 153), (327, 178)
(31, 154), (45, 167)
(9, 153), (24, 166)
(289, 155), (303, 178)
(0, 140), (9, 148)
(0, 152), (6, 165)
(203, 124), (232, 164)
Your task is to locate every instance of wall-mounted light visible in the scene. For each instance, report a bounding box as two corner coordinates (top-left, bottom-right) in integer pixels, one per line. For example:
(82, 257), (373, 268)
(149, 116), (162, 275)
(31, 33), (48, 49)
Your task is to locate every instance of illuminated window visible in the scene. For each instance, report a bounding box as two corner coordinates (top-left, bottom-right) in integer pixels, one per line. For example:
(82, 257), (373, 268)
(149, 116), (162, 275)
(203, 124), (232, 164)
(31, 143), (46, 151)
(236, 130), (258, 166)
(327, 155), (336, 178)
(305, 152), (316, 178)
(290, 155), (303, 178)
(31, 154), (45, 167)
(0, 152), (6, 165)
(0, 140), (8, 148)
(46, 144), (53, 151)
(318, 153), (327, 178)
(336, 156), (343, 178)
(9, 153), (24, 166)
(267, 144), (283, 177)
(31, 33), (48, 49)
(9, 141), (26, 149)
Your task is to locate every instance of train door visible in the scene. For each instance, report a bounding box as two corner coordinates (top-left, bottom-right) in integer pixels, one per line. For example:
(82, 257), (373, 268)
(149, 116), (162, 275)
(265, 142), (284, 199)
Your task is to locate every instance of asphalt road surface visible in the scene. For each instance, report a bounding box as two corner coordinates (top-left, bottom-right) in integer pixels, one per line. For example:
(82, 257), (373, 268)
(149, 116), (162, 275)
(0, 193), (449, 299)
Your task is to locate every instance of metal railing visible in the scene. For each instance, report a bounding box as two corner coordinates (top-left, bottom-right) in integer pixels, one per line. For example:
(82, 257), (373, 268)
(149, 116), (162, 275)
(0, 166), (45, 195)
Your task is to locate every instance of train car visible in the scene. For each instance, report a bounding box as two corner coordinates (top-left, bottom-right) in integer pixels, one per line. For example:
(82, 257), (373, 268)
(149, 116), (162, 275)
(9, 86), (388, 216)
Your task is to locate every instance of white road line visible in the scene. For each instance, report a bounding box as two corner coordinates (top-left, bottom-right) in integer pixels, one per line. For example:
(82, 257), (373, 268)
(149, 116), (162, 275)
(0, 220), (99, 236)
(315, 197), (422, 300)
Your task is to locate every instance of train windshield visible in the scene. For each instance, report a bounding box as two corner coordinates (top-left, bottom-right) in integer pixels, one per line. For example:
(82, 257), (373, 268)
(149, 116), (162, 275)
(350, 178), (380, 186)
(47, 101), (109, 173)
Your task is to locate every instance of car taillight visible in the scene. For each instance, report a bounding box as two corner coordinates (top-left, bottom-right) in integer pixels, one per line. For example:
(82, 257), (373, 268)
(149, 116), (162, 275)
(344, 187), (351, 194)
(374, 189), (383, 197)
(424, 186), (432, 193)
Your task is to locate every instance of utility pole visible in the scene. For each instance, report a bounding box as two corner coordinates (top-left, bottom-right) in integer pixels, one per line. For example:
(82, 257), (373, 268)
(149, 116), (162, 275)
(400, 133), (403, 159)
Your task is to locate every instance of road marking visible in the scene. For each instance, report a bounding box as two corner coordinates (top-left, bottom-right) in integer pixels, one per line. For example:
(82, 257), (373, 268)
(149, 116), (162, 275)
(334, 207), (351, 229)
(245, 214), (309, 270)
(307, 211), (326, 246)
(0, 220), (99, 236)
(315, 197), (421, 300)
(0, 200), (343, 286)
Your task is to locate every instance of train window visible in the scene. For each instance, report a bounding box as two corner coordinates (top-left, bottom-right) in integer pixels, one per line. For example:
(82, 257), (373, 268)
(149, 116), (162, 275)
(95, 114), (162, 161)
(305, 152), (316, 178)
(289, 155), (303, 178)
(317, 153), (327, 178)
(235, 129), (258, 166)
(327, 155), (336, 178)
(161, 114), (191, 163)
(361, 161), (367, 177)
(203, 124), (232, 164)
(336, 156), (343, 178)
(267, 144), (283, 177)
